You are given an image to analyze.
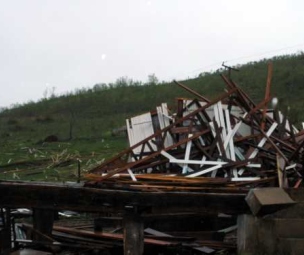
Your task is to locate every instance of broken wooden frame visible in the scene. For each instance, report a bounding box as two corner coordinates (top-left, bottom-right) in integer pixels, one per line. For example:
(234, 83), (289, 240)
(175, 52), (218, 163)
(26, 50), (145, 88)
(88, 74), (304, 188)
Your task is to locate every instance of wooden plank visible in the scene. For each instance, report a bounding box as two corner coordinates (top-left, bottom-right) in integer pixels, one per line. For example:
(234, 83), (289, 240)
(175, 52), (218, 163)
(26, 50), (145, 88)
(0, 181), (248, 214)
(128, 185), (241, 192)
(218, 101), (227, 143)
(174, 80), (210, 103)
(128, 112), (156, 154)
(248, 122), (278, 159)
(127, 174), (230, 184)
(15, 238), (110, 250)
(182, 134), (193, 174)
(53, 225), (175, 246)
(276, 155), (286, 188)
(261, 62), (273, 130)
(90, 88), (237, 174)
(225, 109), (237, 178)
(160, 150), (195, 172)
(186, 165), (222, 178)
(231, 177), (261, 182)
(169, 159), (227, 165)
(213, 120), (227, 160)
(144, 228), (172, 237)
(157, 103), (173, 147)
(127, 169), (137, 182)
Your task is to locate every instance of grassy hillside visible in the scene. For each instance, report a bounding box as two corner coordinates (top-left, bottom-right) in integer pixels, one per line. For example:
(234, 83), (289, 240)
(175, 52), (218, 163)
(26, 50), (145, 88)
(1, 53), (304, 181)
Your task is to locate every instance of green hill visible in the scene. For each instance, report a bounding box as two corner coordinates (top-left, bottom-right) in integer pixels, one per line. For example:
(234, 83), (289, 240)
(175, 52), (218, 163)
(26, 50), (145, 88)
(1, 53), (304, 181)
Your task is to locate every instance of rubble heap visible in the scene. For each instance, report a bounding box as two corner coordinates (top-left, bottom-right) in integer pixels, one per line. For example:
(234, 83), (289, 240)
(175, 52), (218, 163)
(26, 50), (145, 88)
(87, 73), (304, 190)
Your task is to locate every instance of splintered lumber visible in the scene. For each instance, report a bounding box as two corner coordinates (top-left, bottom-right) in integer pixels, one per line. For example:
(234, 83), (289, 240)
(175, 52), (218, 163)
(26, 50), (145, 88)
(89, 88), (237, 176)
(87, 72), (304, 190)
(174, 80), (210, 103)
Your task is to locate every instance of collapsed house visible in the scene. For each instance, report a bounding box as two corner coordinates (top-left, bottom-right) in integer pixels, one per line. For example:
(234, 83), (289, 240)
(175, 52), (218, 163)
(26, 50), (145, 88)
(85, 70), (304, 255)
(88, 73), (304, 187)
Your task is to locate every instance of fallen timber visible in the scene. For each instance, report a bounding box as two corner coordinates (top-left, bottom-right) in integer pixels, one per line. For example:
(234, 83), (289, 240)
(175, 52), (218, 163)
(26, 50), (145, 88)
(83, 67), (304, 254)
(0, 180), (248, 214)
(88, 72), (304, 187)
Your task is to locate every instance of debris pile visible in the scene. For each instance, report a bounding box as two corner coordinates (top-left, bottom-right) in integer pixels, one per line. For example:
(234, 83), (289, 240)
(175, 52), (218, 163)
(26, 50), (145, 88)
(82, 71), (304, 254)
(87, 74), (304, 189)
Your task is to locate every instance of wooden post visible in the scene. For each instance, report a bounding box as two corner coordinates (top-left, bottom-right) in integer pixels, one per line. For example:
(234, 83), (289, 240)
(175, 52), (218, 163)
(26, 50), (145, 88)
(33, 208), (54, 242)
(123, 208), (144, 255)
(0, 208), (12, 255)
(237, 214), (278, 255)
(77, 159), (81, 183)
(261, 62), (273, 130)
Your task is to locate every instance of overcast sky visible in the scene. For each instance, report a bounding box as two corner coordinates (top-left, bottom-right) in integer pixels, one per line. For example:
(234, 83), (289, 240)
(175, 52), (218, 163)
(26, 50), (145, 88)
(1, 0), (304, 107)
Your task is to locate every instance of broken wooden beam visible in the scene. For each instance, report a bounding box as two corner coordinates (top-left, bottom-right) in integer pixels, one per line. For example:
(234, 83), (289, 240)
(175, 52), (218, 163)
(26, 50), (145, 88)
(0, 181), (249, 214)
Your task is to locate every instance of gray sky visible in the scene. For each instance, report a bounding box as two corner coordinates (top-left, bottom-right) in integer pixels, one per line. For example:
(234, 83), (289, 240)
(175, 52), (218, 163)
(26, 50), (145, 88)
(1, 0), (304, 107)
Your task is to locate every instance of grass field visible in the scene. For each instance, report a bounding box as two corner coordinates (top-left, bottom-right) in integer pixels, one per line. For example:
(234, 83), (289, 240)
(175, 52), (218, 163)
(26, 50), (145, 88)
(2, 54), (304, 182)
(0, 134), (128, 182)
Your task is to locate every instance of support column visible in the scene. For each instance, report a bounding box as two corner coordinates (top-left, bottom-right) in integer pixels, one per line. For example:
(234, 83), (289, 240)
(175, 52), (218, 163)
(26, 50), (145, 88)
(237, 214), (257, 255)
(0, 208), (12, 255)
(123, 208), (144, 255)
(33, 208), (54, 242)
(237, 214), (276, 255)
